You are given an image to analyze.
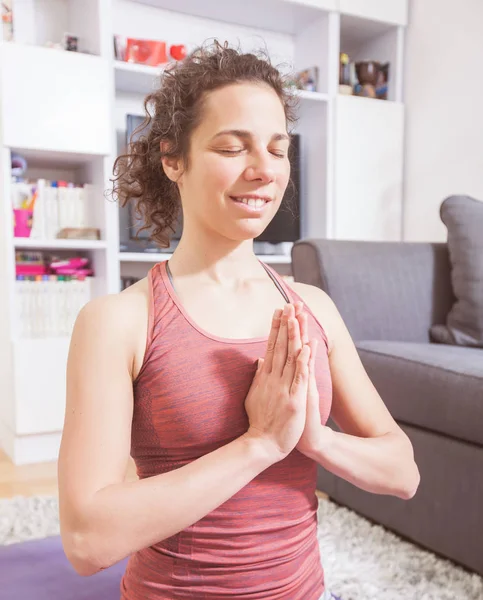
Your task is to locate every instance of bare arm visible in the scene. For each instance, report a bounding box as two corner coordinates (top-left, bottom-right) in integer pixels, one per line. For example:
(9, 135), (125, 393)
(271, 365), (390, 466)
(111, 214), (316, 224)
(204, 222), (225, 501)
(58, 291), (276, 577)
(294, 283), (420, 499)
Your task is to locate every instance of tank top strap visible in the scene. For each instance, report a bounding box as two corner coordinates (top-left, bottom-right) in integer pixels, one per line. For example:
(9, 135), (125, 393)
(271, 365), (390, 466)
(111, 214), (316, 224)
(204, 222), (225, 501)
(145, 262), (159, 342)
(148, 258), (328, 351)
(164, 257), (293, 304)
(149, 260), (164, 298)
(259, 259), (330, 351)
(257, 259), (295, 304)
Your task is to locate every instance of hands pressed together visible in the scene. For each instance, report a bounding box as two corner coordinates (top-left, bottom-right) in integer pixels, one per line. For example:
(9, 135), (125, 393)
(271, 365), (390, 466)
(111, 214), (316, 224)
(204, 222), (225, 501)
(244, 302), (333, 463)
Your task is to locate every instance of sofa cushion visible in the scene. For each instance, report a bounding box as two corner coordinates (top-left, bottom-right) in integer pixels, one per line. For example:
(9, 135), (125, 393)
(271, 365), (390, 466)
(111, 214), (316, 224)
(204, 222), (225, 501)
(356, 341), (483, 446)
(430, 195), (483, 348)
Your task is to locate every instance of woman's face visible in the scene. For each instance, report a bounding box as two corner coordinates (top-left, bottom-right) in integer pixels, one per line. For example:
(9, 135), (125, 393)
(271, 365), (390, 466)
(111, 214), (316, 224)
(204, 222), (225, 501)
(176, 82), (291, 243)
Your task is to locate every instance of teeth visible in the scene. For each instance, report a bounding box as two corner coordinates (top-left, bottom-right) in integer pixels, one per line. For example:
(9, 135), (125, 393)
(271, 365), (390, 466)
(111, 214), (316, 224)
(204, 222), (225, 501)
(235, 197), (266, 208)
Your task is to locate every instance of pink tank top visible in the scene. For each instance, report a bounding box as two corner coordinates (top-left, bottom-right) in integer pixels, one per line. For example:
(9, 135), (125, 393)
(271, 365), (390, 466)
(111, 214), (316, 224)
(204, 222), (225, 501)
(121, 259), (333, 600)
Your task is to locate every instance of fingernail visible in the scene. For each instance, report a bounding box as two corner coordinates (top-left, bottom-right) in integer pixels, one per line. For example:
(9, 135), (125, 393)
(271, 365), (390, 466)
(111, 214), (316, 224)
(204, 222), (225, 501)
(283, 304), (290, 316)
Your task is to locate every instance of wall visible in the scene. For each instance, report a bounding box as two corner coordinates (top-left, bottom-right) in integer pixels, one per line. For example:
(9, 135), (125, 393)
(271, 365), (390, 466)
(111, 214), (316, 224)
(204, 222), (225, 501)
(403, 0), (483, 241)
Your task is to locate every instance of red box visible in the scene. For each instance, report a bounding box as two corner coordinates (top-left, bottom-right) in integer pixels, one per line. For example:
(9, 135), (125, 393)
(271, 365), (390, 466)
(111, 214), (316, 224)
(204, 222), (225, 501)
(125, 38), (168, 66)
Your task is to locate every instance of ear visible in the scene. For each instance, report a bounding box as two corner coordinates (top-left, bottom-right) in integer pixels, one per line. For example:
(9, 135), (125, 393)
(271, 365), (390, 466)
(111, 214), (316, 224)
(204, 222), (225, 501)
(160, 140), (184, 183)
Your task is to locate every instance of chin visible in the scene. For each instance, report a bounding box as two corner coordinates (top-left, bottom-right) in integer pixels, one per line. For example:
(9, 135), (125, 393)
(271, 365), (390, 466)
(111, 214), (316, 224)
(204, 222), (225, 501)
(228, 228), (266, 243)
(218, 213), (274, 242)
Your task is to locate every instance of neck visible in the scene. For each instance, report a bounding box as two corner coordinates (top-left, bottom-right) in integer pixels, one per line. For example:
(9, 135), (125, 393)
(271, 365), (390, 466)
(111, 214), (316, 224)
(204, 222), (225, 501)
(167, 233), (265, 287)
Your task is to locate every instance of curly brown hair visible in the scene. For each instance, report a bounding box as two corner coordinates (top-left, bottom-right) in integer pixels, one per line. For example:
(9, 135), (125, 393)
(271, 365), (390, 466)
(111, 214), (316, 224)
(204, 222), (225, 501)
(111, 39), (300, 248)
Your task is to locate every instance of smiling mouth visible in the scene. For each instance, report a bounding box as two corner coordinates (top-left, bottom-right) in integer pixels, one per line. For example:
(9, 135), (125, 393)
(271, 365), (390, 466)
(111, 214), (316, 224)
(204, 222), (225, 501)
(230, 196), (272, 207)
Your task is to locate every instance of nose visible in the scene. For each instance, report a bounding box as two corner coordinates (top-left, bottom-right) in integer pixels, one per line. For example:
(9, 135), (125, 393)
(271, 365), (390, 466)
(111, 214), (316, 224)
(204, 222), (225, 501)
(244, 152), (276, 184)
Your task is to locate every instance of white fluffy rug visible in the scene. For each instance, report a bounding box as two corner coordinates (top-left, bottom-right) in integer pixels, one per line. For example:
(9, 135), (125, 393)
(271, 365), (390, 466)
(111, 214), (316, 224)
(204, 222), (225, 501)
(1, 494), (482, 599)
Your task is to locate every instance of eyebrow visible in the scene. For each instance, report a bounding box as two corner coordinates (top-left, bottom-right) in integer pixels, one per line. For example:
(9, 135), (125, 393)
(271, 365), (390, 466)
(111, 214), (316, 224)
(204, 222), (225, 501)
(210, 129), (290, 142)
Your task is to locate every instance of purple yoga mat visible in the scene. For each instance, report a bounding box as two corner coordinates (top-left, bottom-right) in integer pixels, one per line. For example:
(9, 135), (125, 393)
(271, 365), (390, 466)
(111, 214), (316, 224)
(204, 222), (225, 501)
(0, 535), (129, 600)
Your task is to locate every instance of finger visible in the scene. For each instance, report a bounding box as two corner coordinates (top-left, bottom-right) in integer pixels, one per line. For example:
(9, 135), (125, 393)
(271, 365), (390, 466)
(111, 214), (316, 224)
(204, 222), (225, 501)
(282, 309), (303, 384)
(309, 339), (318, 374)
(295, 309), (309, 345)
(290, 344), (310, 395)
(308, 341), (319, 399)
(272, 304), (292, 376)
(302, 311), (310, 345)
(255, 358), (264, 383)
(263, 308), (283, 373)
(291, 303), (304, 345)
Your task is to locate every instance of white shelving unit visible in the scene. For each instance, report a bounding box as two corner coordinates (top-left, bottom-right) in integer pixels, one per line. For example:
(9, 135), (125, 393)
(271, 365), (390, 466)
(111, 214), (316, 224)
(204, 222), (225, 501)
(0, 0), (408, 464)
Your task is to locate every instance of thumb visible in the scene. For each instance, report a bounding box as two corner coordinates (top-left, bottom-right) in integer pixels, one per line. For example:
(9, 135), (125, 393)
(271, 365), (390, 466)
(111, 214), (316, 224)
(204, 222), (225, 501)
(257, 358), (264, 372)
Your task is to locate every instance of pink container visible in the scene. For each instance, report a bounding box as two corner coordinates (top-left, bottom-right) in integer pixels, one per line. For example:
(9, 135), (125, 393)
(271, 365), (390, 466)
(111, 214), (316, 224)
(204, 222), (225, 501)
(13, 209), (33, 237)
(15, 264), (48, 276)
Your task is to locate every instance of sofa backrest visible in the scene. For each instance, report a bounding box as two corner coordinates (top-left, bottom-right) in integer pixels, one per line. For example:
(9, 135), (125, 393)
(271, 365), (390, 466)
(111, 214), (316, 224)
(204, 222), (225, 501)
(291, 239), (455, 343)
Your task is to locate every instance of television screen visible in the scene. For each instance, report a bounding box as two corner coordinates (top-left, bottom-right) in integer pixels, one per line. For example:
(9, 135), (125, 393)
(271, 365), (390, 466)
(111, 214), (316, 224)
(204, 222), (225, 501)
(125, 114), (300, 245)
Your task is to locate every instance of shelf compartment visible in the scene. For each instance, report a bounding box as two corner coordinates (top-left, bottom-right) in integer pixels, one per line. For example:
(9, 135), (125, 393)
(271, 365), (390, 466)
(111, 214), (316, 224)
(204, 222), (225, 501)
(9, 150), (110, 244)
(339, 13), (403, 102)
(4, 0), (105, 55)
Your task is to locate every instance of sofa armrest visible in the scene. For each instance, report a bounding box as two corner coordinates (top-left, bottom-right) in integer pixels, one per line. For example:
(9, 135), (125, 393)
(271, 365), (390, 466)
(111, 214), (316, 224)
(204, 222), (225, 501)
(291, 239), (454, 343)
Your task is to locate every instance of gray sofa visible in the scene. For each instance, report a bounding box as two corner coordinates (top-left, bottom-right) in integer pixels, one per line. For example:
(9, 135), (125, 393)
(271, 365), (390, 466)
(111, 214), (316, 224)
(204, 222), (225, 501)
(291, 239), (483, 576)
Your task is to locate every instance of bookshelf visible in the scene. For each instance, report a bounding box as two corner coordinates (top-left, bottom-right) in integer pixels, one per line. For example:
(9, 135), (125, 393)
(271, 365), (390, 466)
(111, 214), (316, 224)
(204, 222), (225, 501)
(0, 0), (408, 464)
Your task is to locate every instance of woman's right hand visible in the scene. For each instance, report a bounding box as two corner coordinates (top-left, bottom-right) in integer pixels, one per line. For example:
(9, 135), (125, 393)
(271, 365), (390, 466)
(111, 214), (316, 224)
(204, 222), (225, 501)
(243, 303), (311, 463)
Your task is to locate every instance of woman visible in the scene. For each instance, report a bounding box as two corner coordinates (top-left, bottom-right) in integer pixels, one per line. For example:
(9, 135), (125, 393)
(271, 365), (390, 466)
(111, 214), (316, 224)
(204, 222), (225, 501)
(58, 40), (420, 599)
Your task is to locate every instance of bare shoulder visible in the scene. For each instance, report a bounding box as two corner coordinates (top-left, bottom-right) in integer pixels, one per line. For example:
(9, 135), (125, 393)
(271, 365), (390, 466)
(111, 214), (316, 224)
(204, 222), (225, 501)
(78, 277), (149, 330)
(290, 281), (339, 354)
(74, 277), (150, 379)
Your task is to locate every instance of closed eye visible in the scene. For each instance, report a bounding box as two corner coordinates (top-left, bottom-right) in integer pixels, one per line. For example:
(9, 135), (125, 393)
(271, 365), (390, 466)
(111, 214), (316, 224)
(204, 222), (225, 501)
(218, 149), (286, 158)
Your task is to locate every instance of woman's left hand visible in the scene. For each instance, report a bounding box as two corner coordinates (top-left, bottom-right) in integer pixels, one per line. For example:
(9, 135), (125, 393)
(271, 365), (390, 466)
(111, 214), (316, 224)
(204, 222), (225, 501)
(293, 302), (334, 459)
(257, 301), (333, 459)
